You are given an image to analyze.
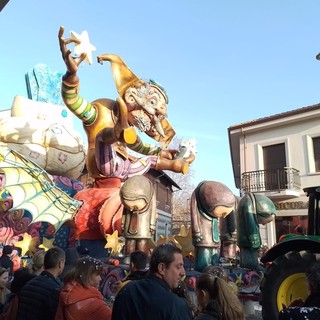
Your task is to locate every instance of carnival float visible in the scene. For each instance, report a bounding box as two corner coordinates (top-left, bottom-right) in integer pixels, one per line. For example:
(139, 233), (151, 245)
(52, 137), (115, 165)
(0, 26), (276, 314)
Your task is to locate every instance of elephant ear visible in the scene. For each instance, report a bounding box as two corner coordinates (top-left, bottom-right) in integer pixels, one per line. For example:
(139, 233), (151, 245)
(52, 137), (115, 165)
(0, 147), (82, 232)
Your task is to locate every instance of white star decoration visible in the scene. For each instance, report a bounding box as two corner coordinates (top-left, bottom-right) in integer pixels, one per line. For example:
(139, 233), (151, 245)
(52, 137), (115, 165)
(70, 30), (96, 65)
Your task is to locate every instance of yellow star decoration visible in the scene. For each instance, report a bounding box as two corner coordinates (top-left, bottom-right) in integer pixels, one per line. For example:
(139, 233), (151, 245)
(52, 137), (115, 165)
(70, 30), (96, 65)
(178, 225), (189, 237)
(146, 238), (156, 251)
(156, 234), (168, 246)
(123, 269), (130, 278)
(38, 237), (55, 251)
(155, 234), (165, 246)
(235, 273), (244, 287)
(104, 230), (124, 255)
(156, 235), (182, 249)
(174, 227), (194, 257)
(14, 232), (38, 257)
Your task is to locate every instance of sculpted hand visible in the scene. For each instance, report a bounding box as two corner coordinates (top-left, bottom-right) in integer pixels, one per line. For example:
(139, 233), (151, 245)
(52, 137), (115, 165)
(58, 26), (87, 76)
(150, 226), (156, 235)
(159, 149), (179, 160)
(193, 235), (203, 244)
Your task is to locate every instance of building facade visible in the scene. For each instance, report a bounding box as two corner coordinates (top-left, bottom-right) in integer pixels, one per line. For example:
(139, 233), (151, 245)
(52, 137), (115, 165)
(145, 169), (181, 241)
(228, 103), (320, 247)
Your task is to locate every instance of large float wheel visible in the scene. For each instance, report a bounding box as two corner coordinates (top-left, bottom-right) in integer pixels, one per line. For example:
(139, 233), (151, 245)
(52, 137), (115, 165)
(260, 251), (320, 320)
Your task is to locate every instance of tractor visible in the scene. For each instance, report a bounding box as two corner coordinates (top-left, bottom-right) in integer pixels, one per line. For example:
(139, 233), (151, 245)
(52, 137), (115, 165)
(260, 186), (320, 319)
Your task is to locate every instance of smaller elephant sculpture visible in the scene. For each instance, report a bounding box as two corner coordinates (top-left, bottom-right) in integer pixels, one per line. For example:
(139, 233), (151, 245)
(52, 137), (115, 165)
(237, 192), (276, 270)
(190, 181), (236, 272)
(119, 175), (156, 255)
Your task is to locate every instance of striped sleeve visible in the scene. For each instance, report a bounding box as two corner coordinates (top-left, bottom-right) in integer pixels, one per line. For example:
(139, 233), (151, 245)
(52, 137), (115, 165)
(61, 81), (97, 126)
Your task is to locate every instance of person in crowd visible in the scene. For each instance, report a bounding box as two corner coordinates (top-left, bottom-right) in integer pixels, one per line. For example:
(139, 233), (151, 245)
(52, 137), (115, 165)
(0, 246), (13, 277)
(16, 246), (65, 320)
(0, 251), (45, 319)
(26, 250), (45, 275)
(112, 243), (192, 320)
(203, 265), (229, 282)
(195, 272), (244, 320)
(0, 268), (35, 320)
(115, 250), (148, 294)
(59, 247), (80, 281)
(125, 250), (148, 281)
(279, 260), (320, 319)
(295, 225), (305, 236)
(172, 278), (197, 318)
(55, 256), (111, 320)
(0, 268), (10, 314)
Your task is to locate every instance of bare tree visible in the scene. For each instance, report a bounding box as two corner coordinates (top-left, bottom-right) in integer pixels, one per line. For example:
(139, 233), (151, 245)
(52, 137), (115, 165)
(165, 137), (196, 233)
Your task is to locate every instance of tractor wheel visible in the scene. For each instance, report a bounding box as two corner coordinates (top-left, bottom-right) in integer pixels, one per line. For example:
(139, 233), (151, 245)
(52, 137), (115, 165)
(260, 251), (320, 320)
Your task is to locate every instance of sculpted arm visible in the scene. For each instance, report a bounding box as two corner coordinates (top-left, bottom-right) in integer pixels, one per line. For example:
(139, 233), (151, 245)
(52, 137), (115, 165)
(127, 135), (179, 158)
(58, 26), (97, 125)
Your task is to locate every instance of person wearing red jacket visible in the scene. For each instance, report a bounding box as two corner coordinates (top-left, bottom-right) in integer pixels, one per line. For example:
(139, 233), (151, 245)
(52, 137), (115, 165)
(55, 257), (111, 320)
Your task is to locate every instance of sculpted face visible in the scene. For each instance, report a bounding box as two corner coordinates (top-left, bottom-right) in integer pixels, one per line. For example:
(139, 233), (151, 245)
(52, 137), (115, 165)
(120, 175), (153, 213)
(122, 198), (148, 213)
(212, 205), (234, 218)
(125, 83), (167, 138)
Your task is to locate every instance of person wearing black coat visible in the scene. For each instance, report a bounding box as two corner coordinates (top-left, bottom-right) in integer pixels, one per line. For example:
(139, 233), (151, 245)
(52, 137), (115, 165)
(16, 247), (65, 320)
(125, 250), (148, 281)
(112, 244), (192, 320)
(195, 300), (222, 320)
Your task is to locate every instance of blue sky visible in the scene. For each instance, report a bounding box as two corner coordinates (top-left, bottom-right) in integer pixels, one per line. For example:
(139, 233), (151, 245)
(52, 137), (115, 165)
(1, 1), (320, 194)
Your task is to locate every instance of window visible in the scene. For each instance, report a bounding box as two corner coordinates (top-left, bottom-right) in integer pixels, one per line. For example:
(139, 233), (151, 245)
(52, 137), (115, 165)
(263, 143), (286, 171)
(312, 137), (320, 172)
(263, 143), (287, 190)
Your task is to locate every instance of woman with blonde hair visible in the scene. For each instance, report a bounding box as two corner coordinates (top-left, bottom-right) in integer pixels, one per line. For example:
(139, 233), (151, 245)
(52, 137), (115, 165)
(26, 250), (45, 275)
(55, 257), (111, 320)
(195, 273), (244, 320)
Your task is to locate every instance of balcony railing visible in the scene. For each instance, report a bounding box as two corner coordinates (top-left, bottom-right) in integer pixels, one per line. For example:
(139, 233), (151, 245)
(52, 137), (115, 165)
(241, 168), (301, 193)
